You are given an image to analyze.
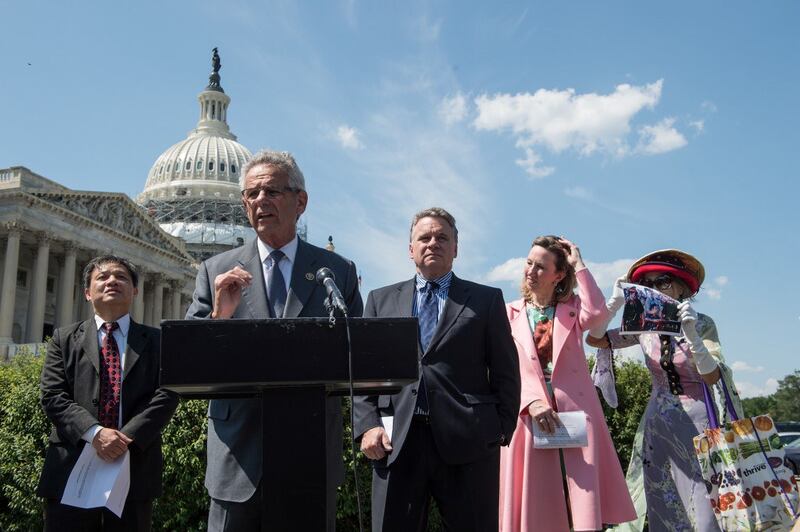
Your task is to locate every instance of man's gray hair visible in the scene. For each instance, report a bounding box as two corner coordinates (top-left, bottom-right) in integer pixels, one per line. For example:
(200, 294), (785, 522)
(241, 149), (306, 192)
(409, 207), (458, 242)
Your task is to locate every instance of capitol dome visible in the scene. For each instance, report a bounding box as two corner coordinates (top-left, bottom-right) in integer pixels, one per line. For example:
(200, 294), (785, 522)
(137, 49), (255, 262)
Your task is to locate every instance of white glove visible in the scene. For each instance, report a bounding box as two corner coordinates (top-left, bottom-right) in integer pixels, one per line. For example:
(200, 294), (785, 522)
(678, 301), (701, 342)
(607, 275), (626, 313)
(678, 301), (718, 375)
(588, 276), (626, 338)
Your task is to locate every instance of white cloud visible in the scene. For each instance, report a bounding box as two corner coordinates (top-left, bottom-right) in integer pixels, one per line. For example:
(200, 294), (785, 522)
(705, 288), (722, 300)
(736, 378), (779, 399)
(636, 118), (688, 154)
(562, 185), (643, 220)
(515, 147), (554, 178)
(439, 93), (468, 125)
(314, 93), (495, 292)
(701, 100), (718, 113)
(486, 257), (526, 283)
(585, 259), (635, 293)
(564, 186), (594, 201)
(730, 361), (765, 373)
(689, 119), (705, 133)
(474, 80), (688, 175)
(703, 276), (728, 300)
(415, 15), (441, 42)
(341, 0), (357, 27)
(335, 125), (363, 150)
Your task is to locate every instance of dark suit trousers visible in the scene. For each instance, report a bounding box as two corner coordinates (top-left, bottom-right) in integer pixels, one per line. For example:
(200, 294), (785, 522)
(207, 483), (337, 532)
(44, 499), (153, 532)
(371, 418), (500, 532)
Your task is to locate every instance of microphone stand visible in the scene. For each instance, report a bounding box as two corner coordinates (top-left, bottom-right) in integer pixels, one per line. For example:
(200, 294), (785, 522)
(324, 294), (365, 532)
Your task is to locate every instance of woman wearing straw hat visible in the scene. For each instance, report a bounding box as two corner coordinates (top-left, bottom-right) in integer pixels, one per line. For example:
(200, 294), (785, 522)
(587, 249), (743, 532)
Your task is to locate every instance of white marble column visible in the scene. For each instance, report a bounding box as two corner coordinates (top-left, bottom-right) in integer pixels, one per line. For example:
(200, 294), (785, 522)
(151, 275), (165, 327)
(0, 222), (23, 345)
(143, 275), (153, 327)
(56, 243), (77, 327)
(170, 280), (183, 319)
(132, 274), (144, 323)
(26, 232), (52, 342)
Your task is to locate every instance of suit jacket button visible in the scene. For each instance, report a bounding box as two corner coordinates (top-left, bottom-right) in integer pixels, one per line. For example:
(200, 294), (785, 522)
(92, 399), (99, 406)
(412, 389), (417, 395)
(569, 311), (575, 317)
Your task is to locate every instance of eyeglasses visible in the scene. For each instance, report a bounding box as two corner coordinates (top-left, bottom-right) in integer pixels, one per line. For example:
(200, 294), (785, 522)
(241, 186), (299, 202)
(639, 275), (674, 291)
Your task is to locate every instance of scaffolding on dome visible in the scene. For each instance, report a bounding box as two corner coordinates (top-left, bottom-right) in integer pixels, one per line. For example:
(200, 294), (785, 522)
(141, 196), (249, 226)
(140, 196), (307, 263)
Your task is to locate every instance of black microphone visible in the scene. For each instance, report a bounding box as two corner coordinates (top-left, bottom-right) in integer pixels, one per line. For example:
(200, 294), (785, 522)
(315, 267), (348, 315)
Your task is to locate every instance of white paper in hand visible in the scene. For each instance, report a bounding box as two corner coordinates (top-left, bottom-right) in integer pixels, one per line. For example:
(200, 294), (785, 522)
(532, 411), (588, 449)
(381, 415), (394, 442)
(61, 443), (131, 517)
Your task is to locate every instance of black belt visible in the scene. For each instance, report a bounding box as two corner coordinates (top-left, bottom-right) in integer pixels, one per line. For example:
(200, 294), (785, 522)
(411, 414), (431, 425)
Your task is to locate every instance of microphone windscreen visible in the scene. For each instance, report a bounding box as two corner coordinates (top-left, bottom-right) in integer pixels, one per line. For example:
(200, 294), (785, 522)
(315, 267), (335, 285)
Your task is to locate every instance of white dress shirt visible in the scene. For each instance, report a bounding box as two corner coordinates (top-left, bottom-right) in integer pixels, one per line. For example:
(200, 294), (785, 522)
(256, 236), (298, 317)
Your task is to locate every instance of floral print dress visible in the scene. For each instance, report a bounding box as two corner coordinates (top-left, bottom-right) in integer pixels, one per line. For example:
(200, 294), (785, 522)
(609, 313), (743, 532)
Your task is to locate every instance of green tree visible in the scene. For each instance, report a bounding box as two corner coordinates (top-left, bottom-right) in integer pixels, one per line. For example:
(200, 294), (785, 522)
(773, 369), (800, 421)
(741, 395), (778, 418)
(152, 399), (209, 531)
(0, 349), (48, 532)
(594, 357), (652, 468)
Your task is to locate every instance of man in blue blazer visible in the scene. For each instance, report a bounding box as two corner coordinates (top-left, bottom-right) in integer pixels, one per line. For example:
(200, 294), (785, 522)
(354, 207), (520, 531)
(185, 150), (362, 531)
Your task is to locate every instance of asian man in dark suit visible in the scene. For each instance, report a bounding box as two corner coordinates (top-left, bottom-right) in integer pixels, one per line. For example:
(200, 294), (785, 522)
(353, 207), (520, 532)
(185, 149), (363, 532)
(38, 255), (178, 531)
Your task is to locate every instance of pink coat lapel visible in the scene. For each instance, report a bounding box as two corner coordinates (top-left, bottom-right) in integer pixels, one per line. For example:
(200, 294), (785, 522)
(509, 300), (536, 361)
(508, 299), (551, 409)
(552, 297), (578, 370)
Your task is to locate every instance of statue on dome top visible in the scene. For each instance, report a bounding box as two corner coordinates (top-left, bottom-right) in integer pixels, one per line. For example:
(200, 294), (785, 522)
(207, 47), (224, 92)
(211, 47), (221, 73)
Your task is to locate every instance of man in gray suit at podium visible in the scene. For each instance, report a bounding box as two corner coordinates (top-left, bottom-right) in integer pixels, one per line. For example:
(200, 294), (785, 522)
(185, 149), (363, 531)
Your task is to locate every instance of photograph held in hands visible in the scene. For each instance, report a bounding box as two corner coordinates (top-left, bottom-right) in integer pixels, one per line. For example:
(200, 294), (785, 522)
(619, 283), (681, 335)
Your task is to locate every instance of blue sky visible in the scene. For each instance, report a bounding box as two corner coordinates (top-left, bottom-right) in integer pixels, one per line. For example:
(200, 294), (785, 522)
(3, 1), (798, 398)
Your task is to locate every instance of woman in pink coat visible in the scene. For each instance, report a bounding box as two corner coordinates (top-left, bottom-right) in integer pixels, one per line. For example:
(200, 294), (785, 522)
(499, 236), (636, 531)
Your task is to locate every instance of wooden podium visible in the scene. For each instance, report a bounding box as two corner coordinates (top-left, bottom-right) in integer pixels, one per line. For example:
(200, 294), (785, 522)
(160, 317), (418, 531)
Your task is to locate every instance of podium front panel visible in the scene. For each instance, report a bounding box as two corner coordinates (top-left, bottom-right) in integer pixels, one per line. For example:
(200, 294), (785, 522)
(160, 317), (419, 397)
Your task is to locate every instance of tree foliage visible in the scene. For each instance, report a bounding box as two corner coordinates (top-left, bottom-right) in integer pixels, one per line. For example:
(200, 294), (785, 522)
(739, 369), (800, 422)
(589, 355), (652, 469)
(0, 353), (437, 530)
(10, 351), (786, 530)
(741, 395), (778, 418)
(0, 349), (49, 532)
(773, 370), (800, 421)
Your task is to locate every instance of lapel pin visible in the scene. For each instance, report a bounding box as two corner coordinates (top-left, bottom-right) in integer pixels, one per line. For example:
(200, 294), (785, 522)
(305, 272), (315, 281)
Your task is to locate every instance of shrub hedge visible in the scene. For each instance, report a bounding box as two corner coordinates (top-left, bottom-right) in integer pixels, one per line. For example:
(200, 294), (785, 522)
(1, 350), (648, 530)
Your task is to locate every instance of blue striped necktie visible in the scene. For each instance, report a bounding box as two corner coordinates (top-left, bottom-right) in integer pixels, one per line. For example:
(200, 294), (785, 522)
(266, 250), (287, 318)
(415, 281), (439, 415)
(418, 281), (439, 351)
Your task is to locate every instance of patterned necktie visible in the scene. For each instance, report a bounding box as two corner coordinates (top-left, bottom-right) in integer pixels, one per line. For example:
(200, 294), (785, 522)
(99, 322), (121, 428)
(418, 281), (439, 351)
(266, 249), (287, 318)
(415, 281), (439, 415)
